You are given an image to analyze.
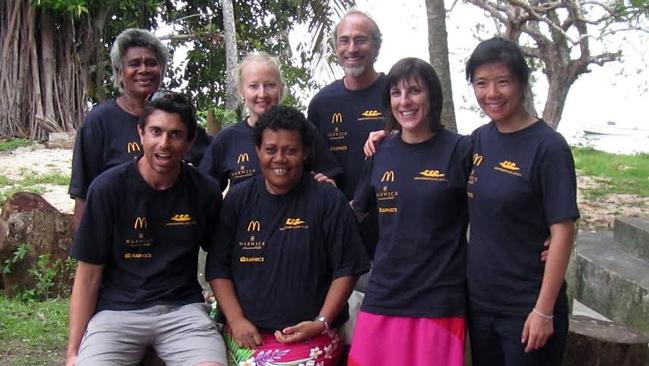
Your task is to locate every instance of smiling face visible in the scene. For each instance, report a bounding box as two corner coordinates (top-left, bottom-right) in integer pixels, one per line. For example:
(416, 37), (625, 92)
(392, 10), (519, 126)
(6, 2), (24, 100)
(390, 77), (432, 142)
(118, 46), (162, 99)
(472, 61), (526, 126)
(335, 14), (378, 78)
(240, 61), (283, 124)
(255, 128), (306, 195)
(137, 109), (191, 186)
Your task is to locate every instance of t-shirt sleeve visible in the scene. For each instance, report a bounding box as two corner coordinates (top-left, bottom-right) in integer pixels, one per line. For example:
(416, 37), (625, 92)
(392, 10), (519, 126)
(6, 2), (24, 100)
(351, 157), (375, 215)
(323, 189), (371, 278)
(200, 184), (222, 252)
(70, 179), (113, 264)
(185, 125), (211, 166)
(205, 195), (237, 280)
(537, 145), (580, 225)
(198, 135), (227, 192)
(68, 116), (105, 199)
(306, 127), (343, 179)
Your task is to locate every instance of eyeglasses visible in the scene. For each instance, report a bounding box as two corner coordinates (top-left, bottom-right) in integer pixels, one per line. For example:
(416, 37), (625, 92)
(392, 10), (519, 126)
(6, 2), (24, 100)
(146, 89), (196, 111)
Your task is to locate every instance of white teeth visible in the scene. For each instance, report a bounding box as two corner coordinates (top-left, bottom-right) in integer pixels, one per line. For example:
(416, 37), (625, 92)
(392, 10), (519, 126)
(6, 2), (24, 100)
(273, 168), (287, 176)
(401, 110), (416, 117)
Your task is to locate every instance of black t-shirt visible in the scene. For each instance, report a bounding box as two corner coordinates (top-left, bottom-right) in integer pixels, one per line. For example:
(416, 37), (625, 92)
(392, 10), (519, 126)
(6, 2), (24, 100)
(69, 99), (210, 199)
(307, 75), (388, 199)
(353, 130), (472, 317)
(466, 120), (580, 316)
(198, 120), (342, 192)
(206, 174), (370, 331)
(71, 160), (222, 311)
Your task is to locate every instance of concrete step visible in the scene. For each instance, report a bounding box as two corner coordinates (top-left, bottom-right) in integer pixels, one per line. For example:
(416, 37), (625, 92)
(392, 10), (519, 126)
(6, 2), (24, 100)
(615, 216), (649, 262)
(570, 231), (649, 338)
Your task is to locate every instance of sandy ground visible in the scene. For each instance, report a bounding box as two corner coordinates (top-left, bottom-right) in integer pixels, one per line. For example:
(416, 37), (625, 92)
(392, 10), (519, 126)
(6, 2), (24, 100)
(1, 144), (648, 229)
(0, 144), (74, 214)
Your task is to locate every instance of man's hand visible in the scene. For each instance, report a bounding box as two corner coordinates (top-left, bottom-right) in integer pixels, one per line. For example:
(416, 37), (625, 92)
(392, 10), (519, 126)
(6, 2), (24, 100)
(363, 130), (389, 157)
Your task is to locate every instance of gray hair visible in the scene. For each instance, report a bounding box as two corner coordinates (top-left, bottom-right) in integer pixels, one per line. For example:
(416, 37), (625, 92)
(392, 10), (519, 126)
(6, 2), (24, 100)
(333, 9), (382, 56)
(110, 28), (168, 90)
(235, 51), (286, 102)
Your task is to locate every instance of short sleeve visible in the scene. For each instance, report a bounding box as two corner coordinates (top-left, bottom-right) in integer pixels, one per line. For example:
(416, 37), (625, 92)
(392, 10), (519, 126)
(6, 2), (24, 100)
(205, 196), (237, 280)
(323, 189), (370, 279)
(70, 179), (113, 264)
(68, 116), (105, 199)
(198, 135), (228, 192)
(537, 146), (580, 225)
(185, 125), (211, 166)
(351, 157), (375, 215)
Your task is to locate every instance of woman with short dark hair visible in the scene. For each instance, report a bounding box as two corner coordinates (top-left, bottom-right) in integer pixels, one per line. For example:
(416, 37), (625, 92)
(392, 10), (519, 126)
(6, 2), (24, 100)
(69, 28), (209, 229)
(348, 57), (472, 366)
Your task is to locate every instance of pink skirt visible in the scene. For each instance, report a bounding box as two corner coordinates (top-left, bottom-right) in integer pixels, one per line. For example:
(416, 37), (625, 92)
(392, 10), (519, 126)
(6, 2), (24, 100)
(348, 311), (466, 366)
(224, 327), (343, 366)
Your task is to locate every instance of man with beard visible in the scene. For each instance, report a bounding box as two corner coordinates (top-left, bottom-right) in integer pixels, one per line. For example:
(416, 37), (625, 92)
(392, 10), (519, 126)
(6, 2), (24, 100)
(307, 10), (386, 260)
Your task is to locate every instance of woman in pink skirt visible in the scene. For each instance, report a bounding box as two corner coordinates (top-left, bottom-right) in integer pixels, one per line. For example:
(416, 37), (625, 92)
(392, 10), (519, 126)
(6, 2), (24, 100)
(348, 57), (471, 366)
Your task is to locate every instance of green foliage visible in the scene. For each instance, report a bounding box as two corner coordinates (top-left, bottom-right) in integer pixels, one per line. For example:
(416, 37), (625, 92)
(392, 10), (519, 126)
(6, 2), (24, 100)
(572, 146), (649, 197)
(32, 0), (88, 17)
(0, 139), (33, 152)
(0, 243), (29, 275)
(0, 243), (76, 302)
(0, 295), (68, 365)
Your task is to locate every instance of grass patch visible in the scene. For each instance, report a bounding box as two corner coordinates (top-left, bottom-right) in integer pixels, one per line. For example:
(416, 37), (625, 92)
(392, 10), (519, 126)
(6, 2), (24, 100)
(572, 146), (649, 197)
(0, 295), (67, 365)
(19, 172), (70, 186)
(0, 139), (33, 152)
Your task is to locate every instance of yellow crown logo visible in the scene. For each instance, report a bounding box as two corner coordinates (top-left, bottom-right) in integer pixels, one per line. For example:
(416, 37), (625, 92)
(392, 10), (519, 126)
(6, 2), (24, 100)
(361, 110), (382, 118)
(419, 170), (445, 178)
(499, 161), (520, 171)
(170, 214), (191, 222)
(285, 218), (306, 226)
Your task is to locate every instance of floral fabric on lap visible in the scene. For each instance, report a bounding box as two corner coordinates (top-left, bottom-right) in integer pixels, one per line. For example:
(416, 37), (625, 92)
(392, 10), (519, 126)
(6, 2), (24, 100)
(225, 329), (343, 366)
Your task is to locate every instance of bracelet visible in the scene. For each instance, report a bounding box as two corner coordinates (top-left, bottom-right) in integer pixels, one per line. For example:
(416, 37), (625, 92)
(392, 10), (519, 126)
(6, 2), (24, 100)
(314, 315), (330, 333)
(532, 308), (554, 321)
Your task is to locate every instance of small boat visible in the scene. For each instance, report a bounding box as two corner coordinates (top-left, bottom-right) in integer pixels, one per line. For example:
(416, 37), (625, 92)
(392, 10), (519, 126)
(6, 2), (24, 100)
(583, 121), (649, 136)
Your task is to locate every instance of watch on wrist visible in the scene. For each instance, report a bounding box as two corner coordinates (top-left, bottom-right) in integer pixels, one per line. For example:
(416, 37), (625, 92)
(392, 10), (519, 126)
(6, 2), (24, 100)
(314, 315), (330, 333)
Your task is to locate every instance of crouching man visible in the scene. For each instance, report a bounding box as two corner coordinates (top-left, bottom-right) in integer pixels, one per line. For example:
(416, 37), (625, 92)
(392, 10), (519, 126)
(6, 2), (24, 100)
(65, 92), (226, 366)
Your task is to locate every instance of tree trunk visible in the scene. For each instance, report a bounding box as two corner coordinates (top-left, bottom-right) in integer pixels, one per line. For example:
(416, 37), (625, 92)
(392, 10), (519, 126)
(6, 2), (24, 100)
(425, 0), (457, 132)
(222, 0), (238, 111)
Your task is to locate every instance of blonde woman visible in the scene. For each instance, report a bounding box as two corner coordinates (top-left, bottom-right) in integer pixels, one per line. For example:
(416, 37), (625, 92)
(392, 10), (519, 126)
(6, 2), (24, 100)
(199, 52), (340, 191)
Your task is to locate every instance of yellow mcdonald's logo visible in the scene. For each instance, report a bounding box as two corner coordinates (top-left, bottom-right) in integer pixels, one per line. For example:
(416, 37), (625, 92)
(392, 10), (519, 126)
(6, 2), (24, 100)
(499, 161), (520, 171)
(170, 214), (191, 222)
(247, 220), (261, 232)
(127, 142), (141, 153)
(473, 153), (483, 166)
(361, 110), (382, 118)
(285, 218), (306, 226)
(381, 170), (395, 182)
(237, 153), (250, 164)
(134, 217), (147, 230)
(419, 170), (445, 178)
(331, 112), (343, 124)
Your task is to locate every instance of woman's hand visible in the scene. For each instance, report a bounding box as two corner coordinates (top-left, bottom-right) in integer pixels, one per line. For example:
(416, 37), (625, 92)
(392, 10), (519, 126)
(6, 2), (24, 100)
(274, 320), (325, 344)
(363, 130), (389, 157)
(521, 310), (554, 353)
(229, 317), (263, 349)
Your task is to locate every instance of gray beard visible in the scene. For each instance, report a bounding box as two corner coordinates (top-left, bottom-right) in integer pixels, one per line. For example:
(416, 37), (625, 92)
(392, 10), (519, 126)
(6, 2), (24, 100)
(342, 64), (365, 78)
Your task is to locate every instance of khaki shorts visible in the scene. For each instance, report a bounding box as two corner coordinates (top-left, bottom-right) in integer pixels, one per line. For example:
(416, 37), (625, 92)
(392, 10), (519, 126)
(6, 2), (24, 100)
(76, 303), (226, 366)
